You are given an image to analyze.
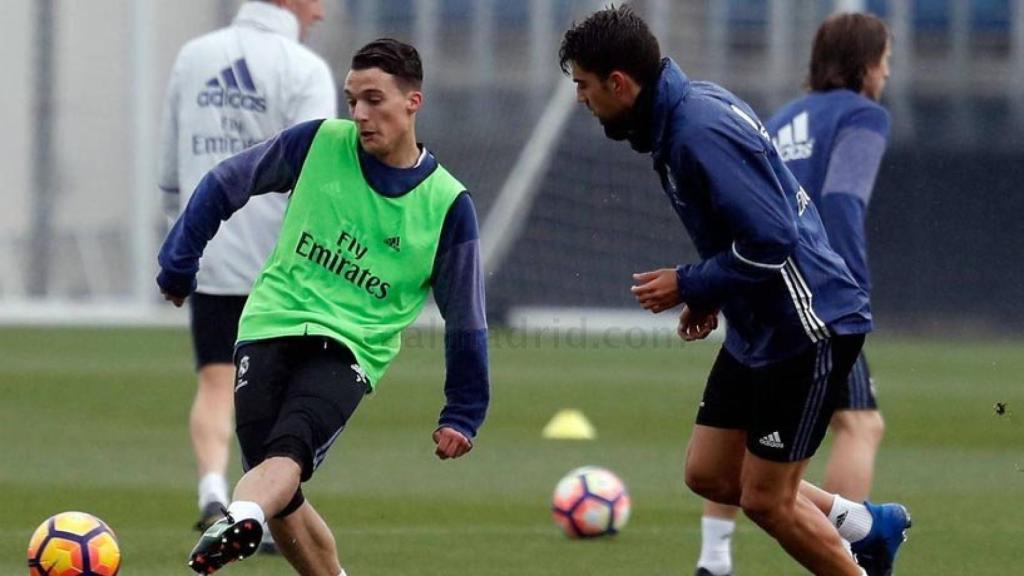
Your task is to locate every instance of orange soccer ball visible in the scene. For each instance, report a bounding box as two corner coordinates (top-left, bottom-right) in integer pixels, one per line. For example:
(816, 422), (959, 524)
(27, 511), (121, 576)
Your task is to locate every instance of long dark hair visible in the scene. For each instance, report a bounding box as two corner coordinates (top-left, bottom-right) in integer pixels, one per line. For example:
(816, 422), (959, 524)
(807, 13), (890, 93)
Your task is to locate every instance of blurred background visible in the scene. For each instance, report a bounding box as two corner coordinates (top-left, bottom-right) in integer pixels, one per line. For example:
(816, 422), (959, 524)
(1, 0), (1021, 333)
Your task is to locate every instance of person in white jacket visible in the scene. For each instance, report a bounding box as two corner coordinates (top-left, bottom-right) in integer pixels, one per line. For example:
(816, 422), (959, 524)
(158, 0), (337, 543)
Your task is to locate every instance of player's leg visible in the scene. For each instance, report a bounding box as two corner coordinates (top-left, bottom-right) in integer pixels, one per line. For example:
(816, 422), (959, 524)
(188, 294), (247, 530)
(268, 500), (345, 576)
(188, 337), (291, 573)
(191, 337), (367, 574)
(256, 338), (365, 574)
(191, 364), (233, 517)
(799, 480), (911, 576)
(240, 337), (365, 512)
(685, 426), (746, 505)
(684, 348), (750, 576)
(232, 456), (304, 516)
(696, 501), (739, 576)
(737, 336), (868, 574)
(826, 409), (884, 498)
(825, 353), (884, 500)
(740, 453), (862, 574)
(742, 335), (909, 575)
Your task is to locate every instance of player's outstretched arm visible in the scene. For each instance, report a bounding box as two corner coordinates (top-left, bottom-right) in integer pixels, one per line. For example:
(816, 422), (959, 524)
(430, 193), (490, 458)
(155, 120), (325, 304)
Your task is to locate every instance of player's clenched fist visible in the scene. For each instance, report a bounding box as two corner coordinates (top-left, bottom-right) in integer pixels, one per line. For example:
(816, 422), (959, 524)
(433, 426), (473, 460)
(678, 305), (718, 341)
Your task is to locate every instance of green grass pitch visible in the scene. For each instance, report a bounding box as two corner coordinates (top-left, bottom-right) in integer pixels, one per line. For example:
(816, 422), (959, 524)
(1, 327), (1022, 574)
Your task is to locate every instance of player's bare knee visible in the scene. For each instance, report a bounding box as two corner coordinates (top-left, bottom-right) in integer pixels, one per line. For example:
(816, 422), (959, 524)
(685, 467), (739, 504)
(273, 487), (306, 519)
(683, 465), (710, 496)
(738, 491), (791, 531)
(833, 409), (885, 445)
(263, 455), (303, 479)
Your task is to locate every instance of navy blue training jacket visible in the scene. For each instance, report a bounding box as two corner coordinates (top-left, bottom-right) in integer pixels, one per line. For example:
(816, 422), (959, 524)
(646, 59), (872, 366)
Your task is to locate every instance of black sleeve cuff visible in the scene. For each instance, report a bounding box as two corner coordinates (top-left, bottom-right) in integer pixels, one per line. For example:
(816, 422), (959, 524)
(156, 268), (196, 298)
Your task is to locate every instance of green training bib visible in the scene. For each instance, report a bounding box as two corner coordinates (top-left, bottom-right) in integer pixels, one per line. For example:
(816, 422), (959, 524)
(238, 119), (464, 387)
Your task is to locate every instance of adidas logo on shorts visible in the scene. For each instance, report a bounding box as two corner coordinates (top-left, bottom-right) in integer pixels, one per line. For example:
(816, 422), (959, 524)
(758, 431), (785, 449)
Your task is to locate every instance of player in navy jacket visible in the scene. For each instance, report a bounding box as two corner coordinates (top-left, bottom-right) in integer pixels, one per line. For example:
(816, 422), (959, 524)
(695, 12), (898, 576)
(559, 7), (909, 576)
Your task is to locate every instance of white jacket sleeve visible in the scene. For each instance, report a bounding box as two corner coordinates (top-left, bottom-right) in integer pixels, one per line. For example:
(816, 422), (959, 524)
(158, 55), (183, 220)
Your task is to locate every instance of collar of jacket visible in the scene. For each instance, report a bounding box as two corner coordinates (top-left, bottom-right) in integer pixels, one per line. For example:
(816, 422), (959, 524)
(234, 1), (300, 43)
(647, 57), (691, 163)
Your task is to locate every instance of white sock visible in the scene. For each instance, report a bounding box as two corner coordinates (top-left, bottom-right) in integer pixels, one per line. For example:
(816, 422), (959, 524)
(696, 516), (734, 575)
(841, 536), (853, 557)
(827, 495), (873, 543)
(338, 571), (348, 576)
(198, 473), (229, 509)
(227, 501), (266, 526)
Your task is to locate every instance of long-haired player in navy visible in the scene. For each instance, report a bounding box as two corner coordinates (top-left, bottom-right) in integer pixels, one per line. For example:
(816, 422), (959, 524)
(695, 12), (897, 576)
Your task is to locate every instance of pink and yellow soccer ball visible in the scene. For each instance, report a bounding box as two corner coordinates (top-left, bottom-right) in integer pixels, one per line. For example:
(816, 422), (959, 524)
(27, 512), (121, 576)
(551, 466), (631, 538)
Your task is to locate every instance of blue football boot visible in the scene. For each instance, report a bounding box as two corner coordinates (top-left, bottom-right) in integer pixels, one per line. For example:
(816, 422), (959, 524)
(851, 502), (911, 576)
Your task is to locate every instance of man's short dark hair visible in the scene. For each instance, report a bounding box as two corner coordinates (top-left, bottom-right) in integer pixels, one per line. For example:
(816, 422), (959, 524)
(808, 13), (890, 93)
(559, 4), (662, 86)
(351, 38), (423, 90)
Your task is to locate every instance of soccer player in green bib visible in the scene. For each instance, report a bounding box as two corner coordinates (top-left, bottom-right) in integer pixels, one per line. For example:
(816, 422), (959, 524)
(158, 39), (490, 576)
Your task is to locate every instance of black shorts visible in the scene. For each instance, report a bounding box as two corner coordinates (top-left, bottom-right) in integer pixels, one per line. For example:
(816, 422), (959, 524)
(695, 334), (865, 462)
(836, 352), (878, 410)
(233, 336), (367, 515)
(189, 293), (247, 369)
